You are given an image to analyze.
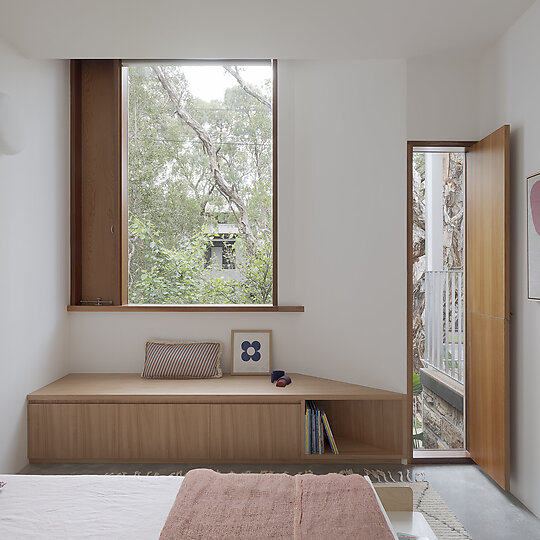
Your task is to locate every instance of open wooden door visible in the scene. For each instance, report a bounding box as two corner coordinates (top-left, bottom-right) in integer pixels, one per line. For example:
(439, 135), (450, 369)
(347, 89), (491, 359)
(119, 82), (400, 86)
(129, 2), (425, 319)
(466, 125), (510, 490)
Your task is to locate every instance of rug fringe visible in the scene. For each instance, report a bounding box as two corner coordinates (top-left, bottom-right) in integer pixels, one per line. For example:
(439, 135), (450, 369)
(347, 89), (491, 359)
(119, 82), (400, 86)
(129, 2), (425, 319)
(363, 468), (425, 483)
(105, 468), (425, 481)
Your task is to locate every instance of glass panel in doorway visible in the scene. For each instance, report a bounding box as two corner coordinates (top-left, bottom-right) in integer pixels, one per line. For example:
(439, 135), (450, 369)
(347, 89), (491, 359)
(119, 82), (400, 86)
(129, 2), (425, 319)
(412, 150), (465, 450)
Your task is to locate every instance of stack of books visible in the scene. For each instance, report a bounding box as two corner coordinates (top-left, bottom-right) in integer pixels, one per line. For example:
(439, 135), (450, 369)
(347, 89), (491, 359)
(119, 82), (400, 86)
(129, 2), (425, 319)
(305, 401), (339, 454)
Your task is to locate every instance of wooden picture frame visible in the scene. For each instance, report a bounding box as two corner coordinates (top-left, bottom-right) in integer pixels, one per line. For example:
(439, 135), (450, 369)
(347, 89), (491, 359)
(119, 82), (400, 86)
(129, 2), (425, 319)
(231, 330), (272, 375)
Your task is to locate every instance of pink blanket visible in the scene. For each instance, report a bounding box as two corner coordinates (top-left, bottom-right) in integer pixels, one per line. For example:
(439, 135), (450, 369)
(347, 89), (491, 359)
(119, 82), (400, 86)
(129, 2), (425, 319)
(160, 469), (394, 540)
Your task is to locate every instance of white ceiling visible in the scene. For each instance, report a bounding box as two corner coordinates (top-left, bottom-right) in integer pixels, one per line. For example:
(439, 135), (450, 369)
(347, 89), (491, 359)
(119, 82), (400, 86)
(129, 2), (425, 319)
(0, 0), (534, 59)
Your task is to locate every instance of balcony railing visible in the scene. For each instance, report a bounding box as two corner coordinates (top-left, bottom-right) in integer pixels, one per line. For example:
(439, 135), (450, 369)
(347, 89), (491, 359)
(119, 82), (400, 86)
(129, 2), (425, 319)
(424, 270), (465, 384)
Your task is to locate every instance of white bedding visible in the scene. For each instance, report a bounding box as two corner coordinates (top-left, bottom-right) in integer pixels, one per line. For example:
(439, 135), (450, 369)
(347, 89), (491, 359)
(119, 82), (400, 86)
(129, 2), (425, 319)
(0, 474), (398, 540)
(0, 475), (183, 540)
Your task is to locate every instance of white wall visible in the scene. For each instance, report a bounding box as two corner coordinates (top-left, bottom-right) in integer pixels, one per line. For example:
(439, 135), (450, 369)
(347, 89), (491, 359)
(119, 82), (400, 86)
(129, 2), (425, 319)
(291, 60), (407, 390)
(69, 59), (408, 394)
(478, 0), (540, 517)
(0, 39), (69, 473)
(407, 55), (482, 141)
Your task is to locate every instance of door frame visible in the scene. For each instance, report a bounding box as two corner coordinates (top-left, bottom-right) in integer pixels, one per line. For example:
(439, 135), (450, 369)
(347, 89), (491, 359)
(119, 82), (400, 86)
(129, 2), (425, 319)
(406, 140), (476, 463)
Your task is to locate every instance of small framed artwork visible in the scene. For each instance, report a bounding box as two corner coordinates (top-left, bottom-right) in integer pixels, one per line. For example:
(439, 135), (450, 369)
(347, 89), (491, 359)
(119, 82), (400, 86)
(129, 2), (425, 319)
(231, 330), (272, 375)
(528, 172), (540, 300)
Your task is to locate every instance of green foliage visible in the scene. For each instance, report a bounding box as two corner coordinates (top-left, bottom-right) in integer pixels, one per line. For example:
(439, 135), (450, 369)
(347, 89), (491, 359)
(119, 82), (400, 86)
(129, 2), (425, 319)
(127, 65), (273, 304)
(234, 237), (274, 304)
(412, 372), (424, 449)
(412, 372), (423, 396)
(129, 216), (207, 304)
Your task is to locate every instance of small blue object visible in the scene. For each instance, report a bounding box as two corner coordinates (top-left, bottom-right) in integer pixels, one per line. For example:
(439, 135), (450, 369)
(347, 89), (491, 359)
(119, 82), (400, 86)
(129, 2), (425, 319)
(271, 370), (285, 383)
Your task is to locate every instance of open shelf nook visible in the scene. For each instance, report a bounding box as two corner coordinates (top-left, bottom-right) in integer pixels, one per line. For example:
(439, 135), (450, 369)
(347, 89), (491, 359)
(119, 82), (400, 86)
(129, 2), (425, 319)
(303, 399), (406, 461)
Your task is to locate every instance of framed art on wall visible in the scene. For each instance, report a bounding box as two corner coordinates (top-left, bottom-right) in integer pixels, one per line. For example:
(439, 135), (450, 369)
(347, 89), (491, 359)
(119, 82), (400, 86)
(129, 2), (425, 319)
(527, 172), (540, 300)
(231, 330), (272, 375)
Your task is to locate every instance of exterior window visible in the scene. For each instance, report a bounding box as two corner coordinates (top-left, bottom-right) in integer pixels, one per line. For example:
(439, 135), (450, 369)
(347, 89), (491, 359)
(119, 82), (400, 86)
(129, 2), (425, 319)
(126, 61), (274, 305)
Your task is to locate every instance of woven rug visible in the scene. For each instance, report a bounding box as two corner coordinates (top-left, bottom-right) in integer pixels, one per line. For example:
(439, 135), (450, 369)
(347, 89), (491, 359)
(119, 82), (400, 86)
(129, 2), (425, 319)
(106, 468), (471, 540)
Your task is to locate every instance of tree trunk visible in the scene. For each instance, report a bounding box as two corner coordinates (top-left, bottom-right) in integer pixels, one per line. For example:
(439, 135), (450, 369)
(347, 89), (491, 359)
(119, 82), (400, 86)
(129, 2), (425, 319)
(223, 66), (271, 110)
(152, 67), (256, 253)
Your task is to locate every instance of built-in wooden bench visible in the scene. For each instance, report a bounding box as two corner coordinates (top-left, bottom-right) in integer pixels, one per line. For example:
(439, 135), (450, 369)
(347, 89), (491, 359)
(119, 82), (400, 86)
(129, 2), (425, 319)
(27, 373), (407, 463)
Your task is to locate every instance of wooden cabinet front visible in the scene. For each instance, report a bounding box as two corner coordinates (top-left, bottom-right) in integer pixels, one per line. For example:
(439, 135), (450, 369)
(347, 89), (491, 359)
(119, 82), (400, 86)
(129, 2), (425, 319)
(28, 403), (118, 461)
(117, 404), (210, 460)
(209, 403), (300, 461)
(28, 402), (300, 462)
(28, 403), (211, 461)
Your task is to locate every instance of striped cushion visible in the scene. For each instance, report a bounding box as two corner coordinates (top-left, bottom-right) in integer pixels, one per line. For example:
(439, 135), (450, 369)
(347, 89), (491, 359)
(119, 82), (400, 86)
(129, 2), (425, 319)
(142, 340), (223, 379)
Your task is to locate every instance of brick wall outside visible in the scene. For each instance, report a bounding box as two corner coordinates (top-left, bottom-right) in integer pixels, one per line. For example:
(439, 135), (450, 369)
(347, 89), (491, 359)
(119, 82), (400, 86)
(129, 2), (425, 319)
(422, 387), (464, 449)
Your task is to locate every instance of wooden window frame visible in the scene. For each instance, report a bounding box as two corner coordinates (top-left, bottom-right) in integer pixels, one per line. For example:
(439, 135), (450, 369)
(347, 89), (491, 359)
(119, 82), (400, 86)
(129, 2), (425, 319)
(70, 59), (303, 313)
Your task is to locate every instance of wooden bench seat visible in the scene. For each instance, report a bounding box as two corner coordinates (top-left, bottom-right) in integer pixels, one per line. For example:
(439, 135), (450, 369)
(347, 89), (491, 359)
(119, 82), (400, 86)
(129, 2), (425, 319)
(27, 373), (407, 464)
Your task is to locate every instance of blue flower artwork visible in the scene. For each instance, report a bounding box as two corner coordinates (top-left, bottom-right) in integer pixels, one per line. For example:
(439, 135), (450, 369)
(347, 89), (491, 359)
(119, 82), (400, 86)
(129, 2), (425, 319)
(232, 330), (271, 375)
(241, 340), (261, 362)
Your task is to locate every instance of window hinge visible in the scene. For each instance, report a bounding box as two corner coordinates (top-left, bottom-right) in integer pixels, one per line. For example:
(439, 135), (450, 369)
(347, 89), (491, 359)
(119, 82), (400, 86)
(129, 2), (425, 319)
(80, 298), (113, 306)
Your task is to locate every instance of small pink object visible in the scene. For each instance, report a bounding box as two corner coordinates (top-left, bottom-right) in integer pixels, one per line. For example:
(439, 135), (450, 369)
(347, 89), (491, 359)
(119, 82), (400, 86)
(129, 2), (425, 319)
(276, 375), (291, 387)
(531, 179), (540, 235)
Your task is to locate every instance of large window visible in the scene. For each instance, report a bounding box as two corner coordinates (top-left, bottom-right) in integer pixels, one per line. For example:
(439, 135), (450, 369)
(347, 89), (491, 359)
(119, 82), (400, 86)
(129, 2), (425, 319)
(126, 61), (274, 305)
(70, 60), (297, 311)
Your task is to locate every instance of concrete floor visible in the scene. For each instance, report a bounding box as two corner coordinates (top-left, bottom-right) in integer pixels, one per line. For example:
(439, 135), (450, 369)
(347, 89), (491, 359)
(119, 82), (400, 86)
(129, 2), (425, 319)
(417, 464), (540, 540)
(19, 462), (540, 540)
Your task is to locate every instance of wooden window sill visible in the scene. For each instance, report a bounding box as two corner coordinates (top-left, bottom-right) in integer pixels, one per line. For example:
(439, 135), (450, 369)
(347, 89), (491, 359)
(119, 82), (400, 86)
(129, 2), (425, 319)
(67, 305), (304, 313)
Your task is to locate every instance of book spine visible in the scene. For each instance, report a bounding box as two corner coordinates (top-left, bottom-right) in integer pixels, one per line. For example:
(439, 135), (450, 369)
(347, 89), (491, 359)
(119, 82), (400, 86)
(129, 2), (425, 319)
(311, 402), (316, 454)
(316, 408), (319, 454)
(321, 411), (339, 454)
(319, 411), (324, 454)
(319, 409), (323, 454)
(314, 405), (318, 454)
(305, 405), (309, 454)
(321, 413), (332, 453)
(306, 401), (311, 454)
(308, 404), (312, 454)
(316, 404), (321, 454)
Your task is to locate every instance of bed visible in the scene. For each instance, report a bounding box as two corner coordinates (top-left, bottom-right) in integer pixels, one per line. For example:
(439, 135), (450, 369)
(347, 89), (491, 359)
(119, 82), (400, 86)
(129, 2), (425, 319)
(0, 473), (431, 539)
(0, 475), (182, 540)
